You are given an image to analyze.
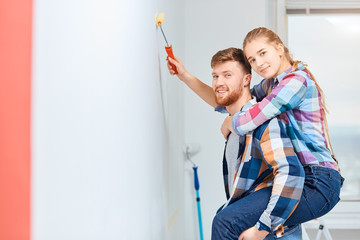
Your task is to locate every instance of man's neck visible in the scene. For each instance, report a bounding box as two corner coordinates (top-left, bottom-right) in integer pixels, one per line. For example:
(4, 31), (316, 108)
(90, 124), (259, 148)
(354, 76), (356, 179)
(226, 91), (252, 116)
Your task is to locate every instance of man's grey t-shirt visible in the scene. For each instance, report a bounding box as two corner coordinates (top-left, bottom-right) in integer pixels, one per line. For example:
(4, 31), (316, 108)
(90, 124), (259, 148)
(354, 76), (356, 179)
(225, 133), (242, 193)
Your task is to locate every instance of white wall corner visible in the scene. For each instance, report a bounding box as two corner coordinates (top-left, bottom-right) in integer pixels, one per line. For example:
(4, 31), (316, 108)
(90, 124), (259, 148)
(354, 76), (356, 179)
(267, 0), (288, 45)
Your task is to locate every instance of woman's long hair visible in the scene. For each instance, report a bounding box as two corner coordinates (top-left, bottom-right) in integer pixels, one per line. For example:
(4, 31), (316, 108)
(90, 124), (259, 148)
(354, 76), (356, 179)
(243, 27), (337, 164)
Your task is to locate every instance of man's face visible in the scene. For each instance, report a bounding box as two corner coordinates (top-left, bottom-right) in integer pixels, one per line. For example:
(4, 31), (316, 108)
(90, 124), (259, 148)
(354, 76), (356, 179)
(245, 38), (283, 79)
(212, 61), (247, 107)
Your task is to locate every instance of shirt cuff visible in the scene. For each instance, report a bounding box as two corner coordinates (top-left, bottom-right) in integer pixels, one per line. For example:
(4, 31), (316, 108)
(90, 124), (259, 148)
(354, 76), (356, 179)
(255, 215), (284, 236)
(232, 111), (245, 136)
(255, 220), (271, 233)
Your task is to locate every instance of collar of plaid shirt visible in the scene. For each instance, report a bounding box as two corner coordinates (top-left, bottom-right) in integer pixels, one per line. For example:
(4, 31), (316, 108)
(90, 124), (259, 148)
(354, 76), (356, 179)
(268, 62), (306, 94)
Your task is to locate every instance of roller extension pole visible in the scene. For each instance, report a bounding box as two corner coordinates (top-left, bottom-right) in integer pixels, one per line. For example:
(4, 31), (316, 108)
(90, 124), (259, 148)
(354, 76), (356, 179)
(192, 166), (204, 240)
(184, 144), (204, 240)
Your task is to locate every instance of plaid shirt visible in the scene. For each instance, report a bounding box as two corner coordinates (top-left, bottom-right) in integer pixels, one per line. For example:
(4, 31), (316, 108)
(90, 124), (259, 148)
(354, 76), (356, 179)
(233, 63), (338, 170)
(219, 99), (305, 234)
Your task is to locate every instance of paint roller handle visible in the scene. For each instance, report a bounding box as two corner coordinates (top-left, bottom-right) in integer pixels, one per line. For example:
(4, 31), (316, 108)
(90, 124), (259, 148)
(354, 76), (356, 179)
(193, 166), (200, 190)
(165, 45), (178, 74)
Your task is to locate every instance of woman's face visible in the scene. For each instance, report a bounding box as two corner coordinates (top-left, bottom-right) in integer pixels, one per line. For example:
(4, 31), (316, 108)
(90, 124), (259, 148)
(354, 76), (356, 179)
(244, 38), (284, 79)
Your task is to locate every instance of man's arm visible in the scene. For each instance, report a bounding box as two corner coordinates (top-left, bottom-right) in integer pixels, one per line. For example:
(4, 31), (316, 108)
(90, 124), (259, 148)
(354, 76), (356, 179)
(167, 56), (217, 108)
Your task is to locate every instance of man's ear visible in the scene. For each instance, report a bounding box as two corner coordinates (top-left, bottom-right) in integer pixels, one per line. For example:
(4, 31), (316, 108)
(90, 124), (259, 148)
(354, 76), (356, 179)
(243, 73), (251, 87)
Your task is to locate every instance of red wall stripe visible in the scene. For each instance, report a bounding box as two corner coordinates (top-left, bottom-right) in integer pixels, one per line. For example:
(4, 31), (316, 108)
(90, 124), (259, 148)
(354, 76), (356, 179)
(0, 1), (32, 239)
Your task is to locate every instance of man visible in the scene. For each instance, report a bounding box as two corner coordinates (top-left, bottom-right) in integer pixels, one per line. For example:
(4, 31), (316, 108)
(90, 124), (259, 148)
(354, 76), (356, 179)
(167, 48), (304, 240)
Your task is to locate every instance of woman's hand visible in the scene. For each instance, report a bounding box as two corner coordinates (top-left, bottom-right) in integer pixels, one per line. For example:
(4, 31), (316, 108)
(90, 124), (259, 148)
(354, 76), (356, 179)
(238, 226), (269, 240)
(221, 116), (234, 139)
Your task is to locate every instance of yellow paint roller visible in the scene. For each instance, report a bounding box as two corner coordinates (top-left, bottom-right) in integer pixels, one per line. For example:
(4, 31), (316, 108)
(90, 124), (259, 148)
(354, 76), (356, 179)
(156, 12), (165, 27)
(156, 13), (178, 74)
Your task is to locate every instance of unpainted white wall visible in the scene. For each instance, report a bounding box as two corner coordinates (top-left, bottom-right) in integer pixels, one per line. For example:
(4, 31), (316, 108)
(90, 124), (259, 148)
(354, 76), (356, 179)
(32, 0), (185, 239)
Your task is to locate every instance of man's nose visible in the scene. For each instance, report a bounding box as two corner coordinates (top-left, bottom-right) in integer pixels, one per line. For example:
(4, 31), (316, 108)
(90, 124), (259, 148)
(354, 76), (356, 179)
(214, 79), (224, 90)
(217, 75), (225, 84)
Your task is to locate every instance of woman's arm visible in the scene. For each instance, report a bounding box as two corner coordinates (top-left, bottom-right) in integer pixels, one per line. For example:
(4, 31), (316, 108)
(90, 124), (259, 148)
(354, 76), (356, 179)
(232, 72), (308, 136)
(219, 78), (270, 139)
(167, 56), (217, 108)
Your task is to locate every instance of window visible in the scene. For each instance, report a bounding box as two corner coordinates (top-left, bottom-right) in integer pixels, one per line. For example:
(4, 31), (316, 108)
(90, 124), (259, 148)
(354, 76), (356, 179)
(288, 14), (360, 200)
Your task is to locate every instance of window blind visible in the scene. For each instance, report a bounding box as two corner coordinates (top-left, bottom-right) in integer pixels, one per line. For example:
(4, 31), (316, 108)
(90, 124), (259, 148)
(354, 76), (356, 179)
(286, 0), (360, 14)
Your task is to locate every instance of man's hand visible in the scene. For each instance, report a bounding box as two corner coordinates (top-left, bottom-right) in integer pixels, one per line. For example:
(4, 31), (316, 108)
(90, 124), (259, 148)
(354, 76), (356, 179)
(167, 56), (187, 79)
(221, 116), (234, 139)
(238, 226), (269, 240)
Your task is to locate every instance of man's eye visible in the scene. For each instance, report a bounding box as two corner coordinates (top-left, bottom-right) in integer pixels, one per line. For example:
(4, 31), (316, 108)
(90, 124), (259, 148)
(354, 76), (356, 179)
(213, 75), (218, 79)
(226, 74), (231, 77)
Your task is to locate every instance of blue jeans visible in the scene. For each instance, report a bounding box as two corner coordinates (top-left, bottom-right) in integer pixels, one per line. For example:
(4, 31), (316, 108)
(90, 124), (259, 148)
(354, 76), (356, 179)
(211, 165), (343, 240)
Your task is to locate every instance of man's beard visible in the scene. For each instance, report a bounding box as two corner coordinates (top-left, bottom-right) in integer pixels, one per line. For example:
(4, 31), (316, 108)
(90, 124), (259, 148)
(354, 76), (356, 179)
(215, 87), (242, 107)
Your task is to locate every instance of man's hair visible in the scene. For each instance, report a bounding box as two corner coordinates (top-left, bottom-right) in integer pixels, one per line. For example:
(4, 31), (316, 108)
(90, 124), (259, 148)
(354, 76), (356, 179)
(210, 47), (251, 74)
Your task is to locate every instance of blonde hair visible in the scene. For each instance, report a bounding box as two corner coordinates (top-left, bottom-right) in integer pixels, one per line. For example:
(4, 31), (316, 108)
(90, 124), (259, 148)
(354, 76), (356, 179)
(243, 27), (337, 162)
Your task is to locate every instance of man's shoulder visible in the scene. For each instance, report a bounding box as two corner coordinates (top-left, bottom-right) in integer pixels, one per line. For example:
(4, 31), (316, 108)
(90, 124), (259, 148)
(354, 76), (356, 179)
(252, 120), (271, 139)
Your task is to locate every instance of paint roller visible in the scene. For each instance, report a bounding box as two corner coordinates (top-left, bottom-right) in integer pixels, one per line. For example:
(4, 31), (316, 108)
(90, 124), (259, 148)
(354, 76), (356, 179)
(156, 13), (178, 74)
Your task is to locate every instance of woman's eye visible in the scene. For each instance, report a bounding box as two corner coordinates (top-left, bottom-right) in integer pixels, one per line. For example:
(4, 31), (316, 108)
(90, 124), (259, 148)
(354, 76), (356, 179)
(260, 51), (266, 56)
(249, 59), (255, 63)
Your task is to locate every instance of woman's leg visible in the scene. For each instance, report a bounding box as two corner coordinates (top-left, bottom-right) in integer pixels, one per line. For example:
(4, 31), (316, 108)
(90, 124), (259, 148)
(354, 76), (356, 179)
(284, 165), (344, 225)
(211, 187), (272, 240)
(211, 165), (343, 240)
